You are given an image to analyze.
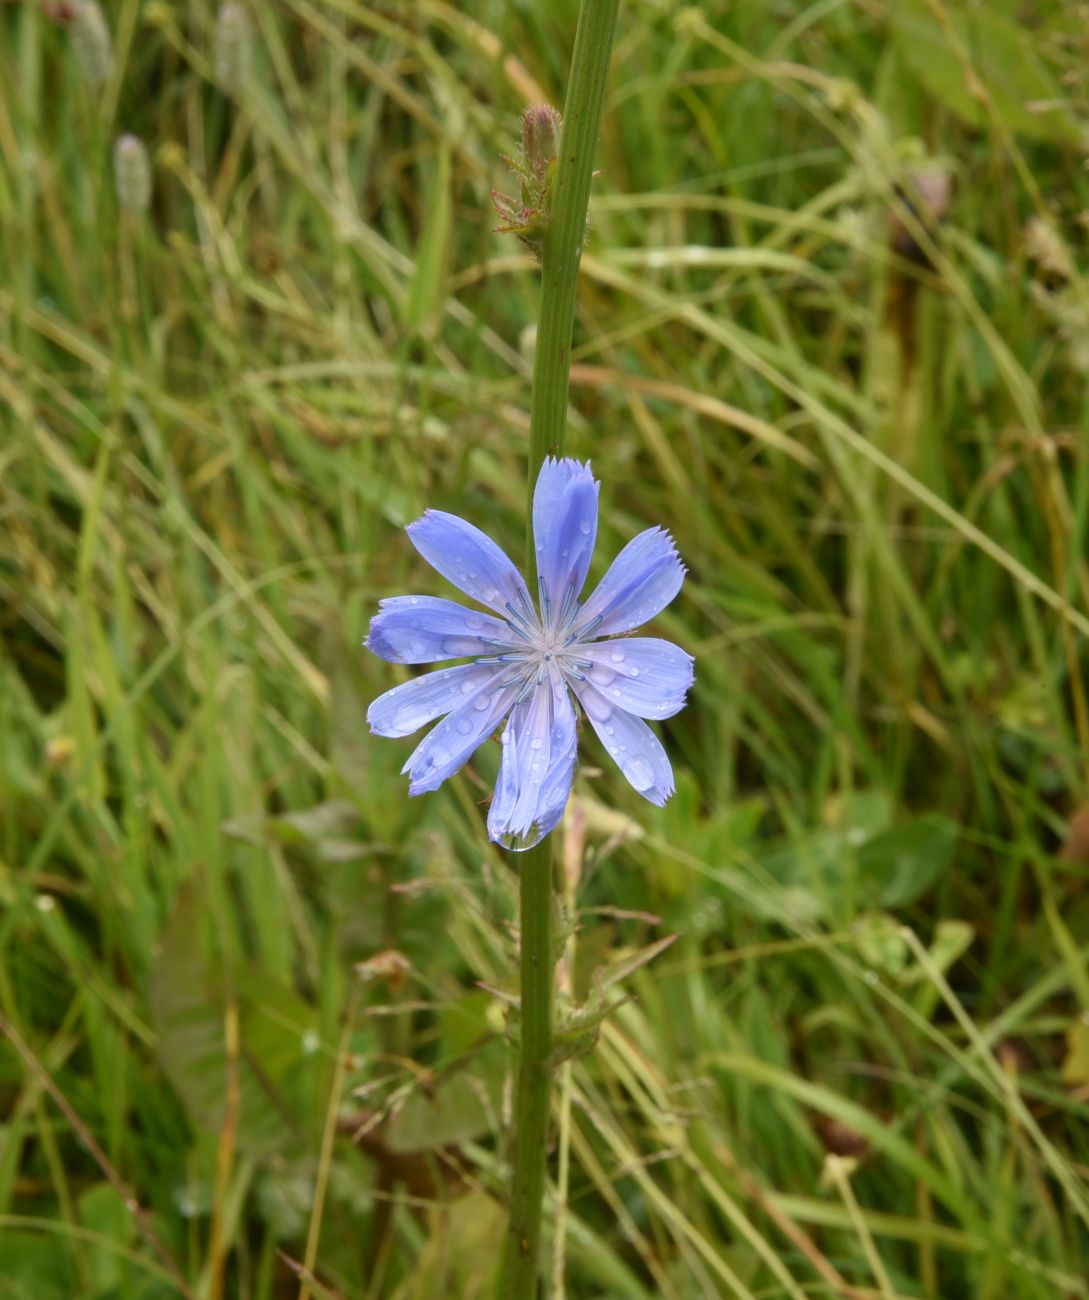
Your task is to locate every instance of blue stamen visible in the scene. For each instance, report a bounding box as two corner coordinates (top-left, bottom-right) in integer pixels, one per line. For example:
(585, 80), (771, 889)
(556, 582), (580, 631)
(503, 602), (535, 639)
(514, 675), (538, 705)
(569, 613), (602, 643)
(537, 574), (552, 627)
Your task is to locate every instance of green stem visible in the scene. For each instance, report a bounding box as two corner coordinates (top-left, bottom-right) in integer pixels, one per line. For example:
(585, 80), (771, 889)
(503, 837), (555, 1296)
(503, 3), (620, 1296)
(525, 0), (622, 578)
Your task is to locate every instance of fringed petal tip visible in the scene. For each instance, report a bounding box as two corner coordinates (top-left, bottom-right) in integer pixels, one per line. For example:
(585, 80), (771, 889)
(405, 508), (530, 615)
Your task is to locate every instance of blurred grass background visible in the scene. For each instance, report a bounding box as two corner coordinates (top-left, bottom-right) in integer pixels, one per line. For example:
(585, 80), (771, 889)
(3, 0), (1089, 1296)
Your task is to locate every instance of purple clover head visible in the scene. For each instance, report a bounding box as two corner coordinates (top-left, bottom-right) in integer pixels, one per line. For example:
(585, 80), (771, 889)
(365, 459), (693, 851)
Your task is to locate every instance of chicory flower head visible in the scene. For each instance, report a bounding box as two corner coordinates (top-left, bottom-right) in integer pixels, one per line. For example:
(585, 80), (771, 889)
(365, 458), (693, 851)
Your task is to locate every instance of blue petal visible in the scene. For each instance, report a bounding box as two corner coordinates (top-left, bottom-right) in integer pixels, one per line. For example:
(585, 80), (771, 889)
(406, 510), (532, 617)
(578, 638), (694, 720)
(574, 527), (685, 638)
(488, 670), (578, 851)
(368, 662), (505, 738)
(532, 458), (599, 618)
(570, 680), (675, 805)
(365, 596), (512, 664)
(402, 672), (520, 795)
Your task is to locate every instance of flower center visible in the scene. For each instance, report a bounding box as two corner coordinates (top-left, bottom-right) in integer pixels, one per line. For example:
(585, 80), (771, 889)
(477, 587), (601, 699)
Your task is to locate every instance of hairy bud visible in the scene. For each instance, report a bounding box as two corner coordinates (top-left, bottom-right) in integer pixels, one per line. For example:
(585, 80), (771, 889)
(71, 1), (112, 88)
(114, 135), (152, 214)
(215, 3), (253, 93)
(492, 103), (564, 260)
(521, 104), (561, 184)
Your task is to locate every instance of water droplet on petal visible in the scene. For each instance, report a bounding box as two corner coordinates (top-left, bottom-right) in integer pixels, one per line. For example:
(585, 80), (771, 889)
(605, 725), (615, 736)
(579, 521), (591, 535)
(473, 693), (492, 711)
(609, 647), (626, 664)
(622, 756), (654, 791)
(530, 738), (543, 750)
(629, 667), (640, 677)
(583, 692), (612, 723)
(455, 717), (474, 736)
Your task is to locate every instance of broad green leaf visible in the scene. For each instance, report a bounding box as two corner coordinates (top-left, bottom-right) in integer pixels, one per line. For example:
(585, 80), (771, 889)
(148, 881), (318, 1157)
(385, 1039), (506, 1153)
(857, 815), (959, 908)
(893, 4), (1082, 145)
(407, 1190), (503, 1299)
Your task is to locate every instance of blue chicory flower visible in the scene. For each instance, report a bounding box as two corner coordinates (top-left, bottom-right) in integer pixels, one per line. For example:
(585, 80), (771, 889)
(365, 458), (693, 851)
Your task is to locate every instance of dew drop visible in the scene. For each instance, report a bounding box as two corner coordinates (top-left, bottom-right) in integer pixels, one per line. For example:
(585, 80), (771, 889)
(409, 596), (420, 605)
(455, 717), (474, 736)
(579, 521), (591, 535)
(629, 667), (640, 677)
(530, 737), (543, 750)
(473, 693), (492, 711)
(605, 725), (615, 736)
(622, 756), (654, 791)
(609, 647), (626, 664)
(584, 694), (612, 723)
(461, 679), (476, 694)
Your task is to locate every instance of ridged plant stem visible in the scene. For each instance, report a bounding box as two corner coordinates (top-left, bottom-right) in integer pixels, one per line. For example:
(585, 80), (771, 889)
(503, 2), (620, 1296)
(524, 2), (621, 550)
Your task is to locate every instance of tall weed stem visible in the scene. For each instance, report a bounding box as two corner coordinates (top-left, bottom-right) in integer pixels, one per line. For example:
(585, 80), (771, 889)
(502, 1), (620, 1295)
